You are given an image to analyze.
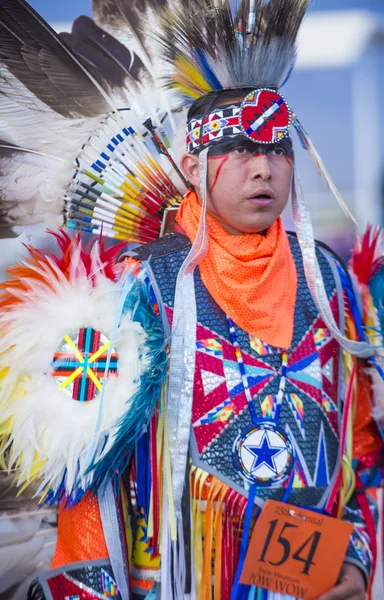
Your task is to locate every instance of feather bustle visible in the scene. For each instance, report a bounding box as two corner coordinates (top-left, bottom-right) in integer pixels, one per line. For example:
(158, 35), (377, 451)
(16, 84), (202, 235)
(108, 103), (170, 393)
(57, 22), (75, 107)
(0, 232), (166, 504)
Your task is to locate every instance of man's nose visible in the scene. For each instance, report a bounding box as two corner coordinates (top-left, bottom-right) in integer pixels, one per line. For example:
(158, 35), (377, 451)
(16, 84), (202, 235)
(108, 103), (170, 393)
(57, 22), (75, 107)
(250, 154), (272, 181)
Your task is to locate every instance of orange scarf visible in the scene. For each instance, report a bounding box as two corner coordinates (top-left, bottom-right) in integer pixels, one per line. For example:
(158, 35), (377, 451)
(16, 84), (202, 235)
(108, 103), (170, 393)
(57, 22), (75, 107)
(176, 191), (297, 348)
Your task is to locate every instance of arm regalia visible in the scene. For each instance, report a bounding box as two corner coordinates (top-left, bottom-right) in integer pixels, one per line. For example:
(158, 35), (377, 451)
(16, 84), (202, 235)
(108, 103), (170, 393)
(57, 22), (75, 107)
(0, 230), (167, 503)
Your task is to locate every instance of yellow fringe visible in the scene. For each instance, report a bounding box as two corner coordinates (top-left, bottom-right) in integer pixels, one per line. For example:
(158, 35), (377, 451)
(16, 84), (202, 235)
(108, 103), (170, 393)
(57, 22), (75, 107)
(192, 467), (210, 598)
(338, 313), (359, 516)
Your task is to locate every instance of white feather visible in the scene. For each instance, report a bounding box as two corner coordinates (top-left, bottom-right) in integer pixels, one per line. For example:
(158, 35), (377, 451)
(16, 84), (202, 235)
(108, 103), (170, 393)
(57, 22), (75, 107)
(0, 70), (106, 227)
(0, 264), (150, 496)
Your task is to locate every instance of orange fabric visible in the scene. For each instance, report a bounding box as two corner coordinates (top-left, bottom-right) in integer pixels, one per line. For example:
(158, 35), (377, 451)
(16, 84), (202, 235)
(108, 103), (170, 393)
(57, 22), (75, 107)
(51, 492), (109, 568)
(344, 311), (382, 459)
(176, 191), (297, 348)
(353, 362), (382, 459)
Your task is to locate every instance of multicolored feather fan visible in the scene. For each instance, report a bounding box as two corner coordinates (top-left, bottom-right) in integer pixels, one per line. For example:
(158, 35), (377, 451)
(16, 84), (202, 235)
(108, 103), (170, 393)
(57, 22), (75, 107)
(349, 226), (384, 425)
(0, 0), (186, 241)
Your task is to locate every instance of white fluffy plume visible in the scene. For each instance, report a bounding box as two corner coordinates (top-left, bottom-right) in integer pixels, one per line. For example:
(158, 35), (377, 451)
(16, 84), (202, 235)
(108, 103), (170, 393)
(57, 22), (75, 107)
(0, 237), (150, 499)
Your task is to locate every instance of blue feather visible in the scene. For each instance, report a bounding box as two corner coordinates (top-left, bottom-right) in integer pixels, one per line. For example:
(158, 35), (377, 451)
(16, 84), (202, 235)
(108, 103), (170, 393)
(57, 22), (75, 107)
(369, 265), (384, 340)
(89, 272), (167, 494)
(293, 117), (309, 150)
(337, 265), (367, 342)
(195, 49), (223, 91)
(280, 63), (295, 88)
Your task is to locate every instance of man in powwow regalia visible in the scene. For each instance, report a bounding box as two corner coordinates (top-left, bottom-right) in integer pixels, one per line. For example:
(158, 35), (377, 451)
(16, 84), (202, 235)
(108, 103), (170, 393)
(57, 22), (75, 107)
(0, 1), (383, 599)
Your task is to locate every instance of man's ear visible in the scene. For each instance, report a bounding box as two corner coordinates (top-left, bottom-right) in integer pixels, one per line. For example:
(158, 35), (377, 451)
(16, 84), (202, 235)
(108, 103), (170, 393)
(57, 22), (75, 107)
(180, 153), (200, 188)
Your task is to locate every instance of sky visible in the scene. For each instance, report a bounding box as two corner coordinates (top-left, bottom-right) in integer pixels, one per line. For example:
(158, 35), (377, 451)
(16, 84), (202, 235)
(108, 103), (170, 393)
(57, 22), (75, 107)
(28, 0), (384, 22)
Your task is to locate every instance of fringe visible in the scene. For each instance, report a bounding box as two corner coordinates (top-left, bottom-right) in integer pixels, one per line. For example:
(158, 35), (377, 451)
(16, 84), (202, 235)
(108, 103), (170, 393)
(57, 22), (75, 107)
(131, 452), (251, 599)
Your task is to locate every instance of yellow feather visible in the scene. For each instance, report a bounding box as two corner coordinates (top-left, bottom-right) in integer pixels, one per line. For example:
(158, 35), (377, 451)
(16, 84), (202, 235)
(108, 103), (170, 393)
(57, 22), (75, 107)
(16, 455), (45, 494)
(171, 55), (213, 99)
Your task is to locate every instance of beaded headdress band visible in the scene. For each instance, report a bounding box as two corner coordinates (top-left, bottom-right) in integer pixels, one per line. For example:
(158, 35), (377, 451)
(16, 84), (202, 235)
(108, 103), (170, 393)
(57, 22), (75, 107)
(186, 89), (292, 153)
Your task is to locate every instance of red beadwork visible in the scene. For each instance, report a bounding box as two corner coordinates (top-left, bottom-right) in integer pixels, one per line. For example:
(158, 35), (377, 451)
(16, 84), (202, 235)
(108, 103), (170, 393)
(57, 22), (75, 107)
(240, 89), (291, 144)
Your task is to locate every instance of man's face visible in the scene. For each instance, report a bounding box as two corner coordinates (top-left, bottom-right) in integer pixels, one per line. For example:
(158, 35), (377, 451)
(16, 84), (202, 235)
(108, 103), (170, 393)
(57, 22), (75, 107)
(181, 136), (293, 234)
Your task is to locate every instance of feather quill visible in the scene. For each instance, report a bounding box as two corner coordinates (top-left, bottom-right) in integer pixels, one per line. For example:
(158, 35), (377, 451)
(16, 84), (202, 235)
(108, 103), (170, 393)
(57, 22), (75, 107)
(0, 0), (118, 117)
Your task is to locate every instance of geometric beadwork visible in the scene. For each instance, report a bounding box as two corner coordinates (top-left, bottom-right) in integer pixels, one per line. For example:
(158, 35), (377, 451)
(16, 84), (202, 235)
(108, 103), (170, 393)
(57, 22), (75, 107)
(101, 569), (119, 597)
(240, 89), (291, 144)
(51, 327), (118, 401)
(260, 394), (276, 419)
(286, 393), (305, 438)
(196, 397), (234, 425)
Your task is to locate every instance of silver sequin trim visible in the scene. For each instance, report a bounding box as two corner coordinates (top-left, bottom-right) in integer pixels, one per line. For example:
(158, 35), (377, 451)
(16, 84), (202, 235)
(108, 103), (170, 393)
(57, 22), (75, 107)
(167, 148), (210, 518)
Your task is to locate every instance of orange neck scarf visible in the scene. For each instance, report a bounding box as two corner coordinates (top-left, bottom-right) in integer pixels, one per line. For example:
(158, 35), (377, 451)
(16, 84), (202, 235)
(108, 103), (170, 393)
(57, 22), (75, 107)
(176, 191), (297, 348)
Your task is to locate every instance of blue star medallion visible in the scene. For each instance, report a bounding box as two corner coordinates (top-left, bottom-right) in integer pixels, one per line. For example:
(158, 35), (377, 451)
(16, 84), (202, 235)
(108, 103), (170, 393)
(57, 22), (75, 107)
(244, 431), (285, 474)
(233, 422), (294, 485)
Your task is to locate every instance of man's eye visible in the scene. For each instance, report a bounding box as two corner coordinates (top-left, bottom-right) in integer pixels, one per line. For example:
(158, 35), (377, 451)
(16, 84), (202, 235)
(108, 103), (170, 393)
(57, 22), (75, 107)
(232, 146), (249, 155)
(269, 146), (286, 157)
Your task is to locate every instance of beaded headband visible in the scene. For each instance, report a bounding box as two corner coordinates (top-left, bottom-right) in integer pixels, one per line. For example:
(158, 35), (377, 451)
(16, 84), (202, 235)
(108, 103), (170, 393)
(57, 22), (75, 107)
(186, 89), (292, 153)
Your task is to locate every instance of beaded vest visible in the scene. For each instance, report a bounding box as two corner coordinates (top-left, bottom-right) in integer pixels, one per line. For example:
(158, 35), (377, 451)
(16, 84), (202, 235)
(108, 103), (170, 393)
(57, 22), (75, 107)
(134, 232), (344, 508)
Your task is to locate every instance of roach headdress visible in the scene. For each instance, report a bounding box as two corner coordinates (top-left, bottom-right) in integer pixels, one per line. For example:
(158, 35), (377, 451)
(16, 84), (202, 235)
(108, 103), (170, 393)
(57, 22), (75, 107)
(159, 0), (308, 99)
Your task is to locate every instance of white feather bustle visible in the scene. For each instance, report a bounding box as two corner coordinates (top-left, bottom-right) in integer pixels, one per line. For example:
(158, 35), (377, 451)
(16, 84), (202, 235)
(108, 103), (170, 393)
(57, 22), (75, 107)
(0, 258), (150, 498)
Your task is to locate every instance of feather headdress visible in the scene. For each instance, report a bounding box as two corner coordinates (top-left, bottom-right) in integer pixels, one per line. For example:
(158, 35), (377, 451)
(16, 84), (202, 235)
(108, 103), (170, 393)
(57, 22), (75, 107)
(157, 0), (309, 102)
(0, 0), (359, 242)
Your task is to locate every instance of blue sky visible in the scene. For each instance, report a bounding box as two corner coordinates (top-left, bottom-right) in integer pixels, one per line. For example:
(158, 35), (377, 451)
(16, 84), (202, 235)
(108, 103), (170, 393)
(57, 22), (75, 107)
(28, 0), (384, 22)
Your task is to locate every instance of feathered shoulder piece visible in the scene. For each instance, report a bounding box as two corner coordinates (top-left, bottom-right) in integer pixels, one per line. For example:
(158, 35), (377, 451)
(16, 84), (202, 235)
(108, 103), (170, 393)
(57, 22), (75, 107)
(0, 231), (167, 504)
(157, 0), (309, 102)
(349, 226), (383, 334)
(348, 226), (384, 427)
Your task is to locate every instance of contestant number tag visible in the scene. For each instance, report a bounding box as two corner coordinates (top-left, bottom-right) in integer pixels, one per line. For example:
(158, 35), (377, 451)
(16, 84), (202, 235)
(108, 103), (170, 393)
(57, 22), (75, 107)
(240, 500), (353, 600)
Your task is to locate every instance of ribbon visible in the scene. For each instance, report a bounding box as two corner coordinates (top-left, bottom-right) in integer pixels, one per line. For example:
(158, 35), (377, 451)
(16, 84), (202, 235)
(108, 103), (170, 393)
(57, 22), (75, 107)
(167, 148), (210, 520)
(98, 479), (130, 600)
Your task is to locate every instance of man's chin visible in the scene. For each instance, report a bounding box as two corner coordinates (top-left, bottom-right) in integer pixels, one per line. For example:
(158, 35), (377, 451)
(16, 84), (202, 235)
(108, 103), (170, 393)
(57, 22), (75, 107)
(239, 219), (277, 234)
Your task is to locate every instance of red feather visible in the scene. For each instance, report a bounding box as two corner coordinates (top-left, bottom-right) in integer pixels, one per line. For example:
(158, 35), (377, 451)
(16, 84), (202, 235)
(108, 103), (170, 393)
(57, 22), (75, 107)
(349, 225), (383, 286)
(22, 229), (126, 284)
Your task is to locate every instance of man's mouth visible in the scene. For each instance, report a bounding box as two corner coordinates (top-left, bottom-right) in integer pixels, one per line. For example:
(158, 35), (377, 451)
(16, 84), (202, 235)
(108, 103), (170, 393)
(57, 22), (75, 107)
(247, 192), (275, 203)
